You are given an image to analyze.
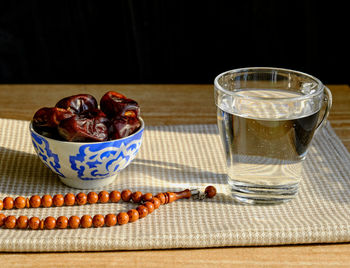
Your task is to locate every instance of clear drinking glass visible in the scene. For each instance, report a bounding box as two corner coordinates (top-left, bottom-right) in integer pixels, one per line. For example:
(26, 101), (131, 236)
(214, 67), (332, 204)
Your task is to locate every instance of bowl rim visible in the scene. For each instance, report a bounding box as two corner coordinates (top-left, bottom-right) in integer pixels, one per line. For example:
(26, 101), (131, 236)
(29, 117), (145, 144)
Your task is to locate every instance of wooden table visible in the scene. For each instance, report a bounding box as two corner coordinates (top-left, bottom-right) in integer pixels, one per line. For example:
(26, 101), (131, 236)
(0, 84), (349, 266)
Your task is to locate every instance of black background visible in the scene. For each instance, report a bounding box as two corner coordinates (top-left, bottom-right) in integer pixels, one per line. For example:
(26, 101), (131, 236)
(0, 0), (348, 84)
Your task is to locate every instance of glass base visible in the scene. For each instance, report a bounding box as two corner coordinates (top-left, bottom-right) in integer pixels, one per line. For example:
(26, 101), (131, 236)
(228, 179), (299, 205)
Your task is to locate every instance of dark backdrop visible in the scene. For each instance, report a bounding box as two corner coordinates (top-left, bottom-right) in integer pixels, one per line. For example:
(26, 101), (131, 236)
(0, 0), (348, 84)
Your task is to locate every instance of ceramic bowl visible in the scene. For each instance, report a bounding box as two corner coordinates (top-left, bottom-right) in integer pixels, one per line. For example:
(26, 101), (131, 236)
(29, 118), (144, 189)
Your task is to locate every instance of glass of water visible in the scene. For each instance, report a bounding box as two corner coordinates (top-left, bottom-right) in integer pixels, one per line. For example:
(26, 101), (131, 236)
(214, 67), (332, 204)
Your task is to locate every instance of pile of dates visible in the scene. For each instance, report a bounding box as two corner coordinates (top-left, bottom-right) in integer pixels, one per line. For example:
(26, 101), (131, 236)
(32, 91), (141, 142)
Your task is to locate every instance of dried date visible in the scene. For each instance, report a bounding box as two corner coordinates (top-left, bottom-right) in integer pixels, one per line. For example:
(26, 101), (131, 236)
(109, 116), (141, 140)
(79, 109), (110, 128)
(55, 94), (98, 114)
(58, 114), (109, 142)
(33, 107), (74, 138)
(100, 91), (140, 118)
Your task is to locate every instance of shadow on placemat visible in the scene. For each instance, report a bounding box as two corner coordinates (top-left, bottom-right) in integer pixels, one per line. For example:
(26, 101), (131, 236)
(132, 158), (227, 185)
(0, 146), (71, 196)
(0, 146), (229, 203)
(304, 128), (350, 205)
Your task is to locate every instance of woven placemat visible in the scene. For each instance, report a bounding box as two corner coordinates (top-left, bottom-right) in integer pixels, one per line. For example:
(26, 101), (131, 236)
(0, 118), (350, 252)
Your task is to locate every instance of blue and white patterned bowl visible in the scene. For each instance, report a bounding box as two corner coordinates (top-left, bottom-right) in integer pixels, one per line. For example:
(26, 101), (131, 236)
(29, 118), (144, 189)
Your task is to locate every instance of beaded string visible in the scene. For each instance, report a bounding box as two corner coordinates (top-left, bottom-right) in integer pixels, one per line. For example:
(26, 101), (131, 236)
(0, 186), (216, 230)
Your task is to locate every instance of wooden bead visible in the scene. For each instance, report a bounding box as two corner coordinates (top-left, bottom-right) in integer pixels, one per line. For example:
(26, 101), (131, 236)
(29, 195), (41, 208)
(76, 192), (87, 205)
(40, 219), (44, 230)
(68, 216), (80, 229)
(0, 200), (3, 210)
(144, 201), (154, 214)
(109, 191), (121, 203)
(137, 205), (148, 219)
(128, 209), (140, 222)
(150, 197), (161, 209)
(155, 193), (166, 205)
(29, 217), (40, 230)
(41, 195), (53, 208)
(80, 215), (92, 228)
(44, 216), (56, 230)
(121, 189), (132, 202)
(127, 209), (139, 223)
(5, 215), (16, 229)
(53, 194), (64, 207)
(92, 214), (105, 227)
(3, 197), (14, 210)
(56, 216), (68, 229)
(17, 216), (28, 229)
(142, 193), (153, 202)
(164, 193), (169, 204)
(117, 212), (129, 225)
(131, 191), (143, 203)
(0, 213), (6, 227)
(87, 192), (98, 204)
(166, 192), (176, 203)
(64, 193), (75, 206)
(205, 186), (217, 198)
(14, 196), (26, 209)
(26, 198), (30, 208)
(105, 214), (117, 227)
(98, 191), (109, 203)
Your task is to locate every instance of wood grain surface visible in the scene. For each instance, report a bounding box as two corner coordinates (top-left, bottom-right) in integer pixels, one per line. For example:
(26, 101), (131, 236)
(0, 84), (349, 267)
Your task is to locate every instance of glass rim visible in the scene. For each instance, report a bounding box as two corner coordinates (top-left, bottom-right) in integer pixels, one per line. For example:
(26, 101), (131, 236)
(214, 67), (324, 101)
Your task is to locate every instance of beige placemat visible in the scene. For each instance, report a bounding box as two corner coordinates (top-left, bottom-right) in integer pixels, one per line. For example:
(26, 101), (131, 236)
(0, 118), (350, 252)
